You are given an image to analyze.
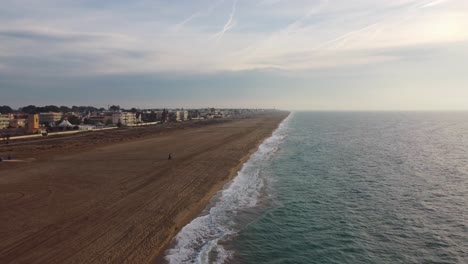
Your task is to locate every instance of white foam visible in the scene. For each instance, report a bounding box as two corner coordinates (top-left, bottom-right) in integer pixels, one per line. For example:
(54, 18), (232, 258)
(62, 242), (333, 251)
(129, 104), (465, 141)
(165, 114), (293, 264)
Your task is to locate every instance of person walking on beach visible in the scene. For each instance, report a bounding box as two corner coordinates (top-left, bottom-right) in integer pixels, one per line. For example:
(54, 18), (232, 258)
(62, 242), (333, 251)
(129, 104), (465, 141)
(168, 153), (172, 160)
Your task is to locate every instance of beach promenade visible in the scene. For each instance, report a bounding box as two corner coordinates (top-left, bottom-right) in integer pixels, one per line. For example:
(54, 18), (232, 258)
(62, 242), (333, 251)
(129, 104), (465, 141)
(0, 112), (288, 264)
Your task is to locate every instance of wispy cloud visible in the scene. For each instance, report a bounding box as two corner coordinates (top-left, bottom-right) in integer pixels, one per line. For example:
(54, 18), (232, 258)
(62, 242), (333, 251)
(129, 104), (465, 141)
(0, 26), (129, 42)
(212, 0), (238, 42)
(318, 22), (382, 50)
(173, 0), (225, 31)
(0, 0), (467, 75)
(419, 0), (450, 8)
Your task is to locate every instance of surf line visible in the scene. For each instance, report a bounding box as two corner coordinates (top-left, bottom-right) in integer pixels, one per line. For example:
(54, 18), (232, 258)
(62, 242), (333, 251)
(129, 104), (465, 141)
(165, 113), (292, 264)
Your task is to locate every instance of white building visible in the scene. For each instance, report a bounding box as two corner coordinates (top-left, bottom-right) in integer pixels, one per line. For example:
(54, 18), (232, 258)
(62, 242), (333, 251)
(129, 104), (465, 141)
(0, 114), (11, 129)
(179, 111), (188, 121)
(112, 112), (139, 125)
(169, 111), (189, 121)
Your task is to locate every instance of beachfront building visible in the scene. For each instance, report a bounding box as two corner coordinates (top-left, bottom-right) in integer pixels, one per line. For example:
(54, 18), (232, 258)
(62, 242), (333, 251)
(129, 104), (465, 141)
(154, 110), (169, 122)
(140, 111), (159, 123)
(179, 110), (189, 121)
(9, 117), (24, 128)
(0, 114), (12, 129)
(87, 114), (113, 125)
(112, 112), (138, 125)
(27, 114), (40, 133)
(9, 114), (27, 128)
(39, 112), (63, 125)
(168, 110), (189, 122)
(168, 111), (180, 122)
(2, 113), (39, 134)
(168, 110), (188, 122)
(188, 110), (203, 120)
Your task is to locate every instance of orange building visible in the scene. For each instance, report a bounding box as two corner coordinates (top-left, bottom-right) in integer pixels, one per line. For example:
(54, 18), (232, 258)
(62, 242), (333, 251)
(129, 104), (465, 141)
(27, 114), (40, 133)
(8, 114), (40, 134)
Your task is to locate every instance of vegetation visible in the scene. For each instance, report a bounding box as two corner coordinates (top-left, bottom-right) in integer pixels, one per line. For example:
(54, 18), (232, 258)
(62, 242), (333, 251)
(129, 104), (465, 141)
(161, 109), (168, 123)
(105, 119), (113, 126)
(67, 115), (81, 125)
(0, 105), (13, 113)
(18, 105), (101, 114)
(109, 105), (120, 111)
(83, 118), (95, 125)
(21, 105), (60, 114)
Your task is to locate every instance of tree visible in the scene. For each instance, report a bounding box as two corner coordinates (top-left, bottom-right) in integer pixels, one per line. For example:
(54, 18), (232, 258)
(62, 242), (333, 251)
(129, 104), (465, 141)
(0, 105), (13, 113)
(71, 106), (98, 113)
(41, 105), (60, 113)
(105, 118), (113, 126)
(161, 109), (168, 123)
(109, 105), (120, 111)
(59, 106), (72, 113)
(83, 118), (95, 125)
(20, 105), (37, 114)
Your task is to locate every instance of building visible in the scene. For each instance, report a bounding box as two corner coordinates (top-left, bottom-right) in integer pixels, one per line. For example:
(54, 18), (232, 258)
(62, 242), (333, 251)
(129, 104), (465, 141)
(0, 114), (11, 129)
(179, 111), (189, 121)
(112, 112), (139, 125)
(168, 111), (180, 122)
(27, 114), (40, 133)
(167, 111), (189, 122)
(87, 115), (113, 125)
(154, 110), (169, 122)
(9, 119), (26, 128)
(9, 114), (28, 128)
(39, 112), (63, 125)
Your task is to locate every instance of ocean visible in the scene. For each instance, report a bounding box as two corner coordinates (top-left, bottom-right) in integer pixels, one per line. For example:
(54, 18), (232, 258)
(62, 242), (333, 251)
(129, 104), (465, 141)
(165, 112), (468, 264)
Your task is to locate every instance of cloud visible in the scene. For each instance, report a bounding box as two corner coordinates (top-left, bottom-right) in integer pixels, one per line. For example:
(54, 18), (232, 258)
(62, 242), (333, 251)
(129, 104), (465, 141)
(0, 27), (128, 42)
(226, 0), (468, 71)
(0, 0), (467, 76)
(419, 0), (450, 8)
(173, 0), (225, 31)
(212, 0), (238, 42)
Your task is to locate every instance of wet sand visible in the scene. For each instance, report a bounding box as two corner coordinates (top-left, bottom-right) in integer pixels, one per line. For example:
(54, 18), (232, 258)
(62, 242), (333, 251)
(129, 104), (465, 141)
(0, 112), (288, 264)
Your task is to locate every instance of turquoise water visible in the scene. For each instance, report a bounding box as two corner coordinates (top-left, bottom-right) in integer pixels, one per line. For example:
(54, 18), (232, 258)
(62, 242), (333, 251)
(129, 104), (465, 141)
(166, 112), (468, 264)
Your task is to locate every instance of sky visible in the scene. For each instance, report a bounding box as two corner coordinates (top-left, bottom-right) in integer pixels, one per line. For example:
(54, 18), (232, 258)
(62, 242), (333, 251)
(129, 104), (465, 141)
(1, 0), (468, 110)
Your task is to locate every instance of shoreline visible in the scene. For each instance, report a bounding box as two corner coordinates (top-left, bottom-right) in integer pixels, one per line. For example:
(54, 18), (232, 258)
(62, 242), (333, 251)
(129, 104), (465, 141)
(154, 112), (291, 263)
(151, 131), (270, 263)
(0, 111), (289, 264)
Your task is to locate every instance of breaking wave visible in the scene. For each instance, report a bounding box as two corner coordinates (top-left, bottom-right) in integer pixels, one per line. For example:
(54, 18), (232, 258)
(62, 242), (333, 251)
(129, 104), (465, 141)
(165, 114), (292, 264)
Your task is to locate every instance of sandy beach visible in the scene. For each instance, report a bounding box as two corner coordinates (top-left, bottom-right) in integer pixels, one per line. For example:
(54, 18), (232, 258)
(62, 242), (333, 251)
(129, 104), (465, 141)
(0, 112), (288, 264)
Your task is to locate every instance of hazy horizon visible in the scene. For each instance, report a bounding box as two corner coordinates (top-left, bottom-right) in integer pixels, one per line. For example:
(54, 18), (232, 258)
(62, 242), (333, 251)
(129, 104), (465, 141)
(1, 0), (467, 110)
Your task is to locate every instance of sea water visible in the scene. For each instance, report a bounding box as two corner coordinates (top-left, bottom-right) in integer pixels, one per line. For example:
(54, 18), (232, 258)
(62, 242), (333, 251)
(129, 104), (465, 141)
(165, 112), (468, 264)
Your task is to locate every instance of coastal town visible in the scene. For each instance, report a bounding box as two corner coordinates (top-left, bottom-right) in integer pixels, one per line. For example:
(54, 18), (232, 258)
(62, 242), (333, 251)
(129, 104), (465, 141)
(0, 105), (268, 139)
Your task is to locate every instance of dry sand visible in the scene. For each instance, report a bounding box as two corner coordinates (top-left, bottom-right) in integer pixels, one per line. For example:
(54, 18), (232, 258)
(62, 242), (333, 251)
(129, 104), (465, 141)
(0, 112), (288, 264)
